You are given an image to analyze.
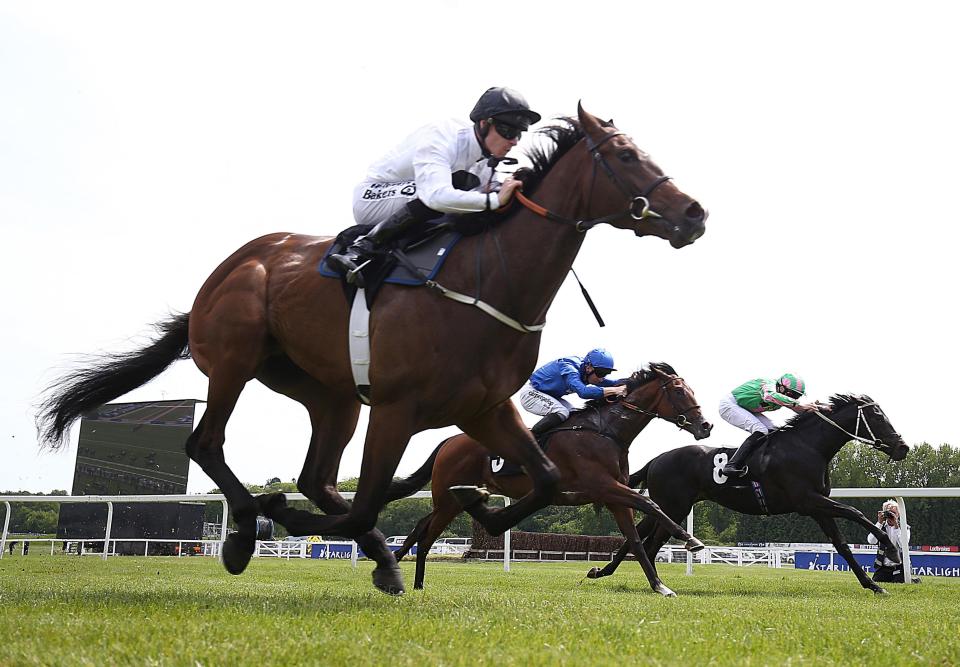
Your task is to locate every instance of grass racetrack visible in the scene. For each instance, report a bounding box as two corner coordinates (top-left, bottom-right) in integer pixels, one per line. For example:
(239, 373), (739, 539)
(1, 555), (958, 666)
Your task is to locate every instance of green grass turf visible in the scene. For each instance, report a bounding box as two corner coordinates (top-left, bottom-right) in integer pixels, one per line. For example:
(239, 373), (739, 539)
(1, 556), (957, 666)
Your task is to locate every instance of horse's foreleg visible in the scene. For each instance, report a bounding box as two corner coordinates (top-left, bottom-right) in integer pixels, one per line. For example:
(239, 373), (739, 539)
(606, 505), (675, 597)
(451, 402), (560, 536)
(806, 495), (901, 565)
(600, 483), (703, 552)
(587, 514), (658, 580)
(279, 397), (398, 583)
(813, 515), (887, 594)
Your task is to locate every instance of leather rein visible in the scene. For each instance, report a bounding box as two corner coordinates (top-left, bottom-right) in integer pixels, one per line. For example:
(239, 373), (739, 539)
(615, 376), (700, 429)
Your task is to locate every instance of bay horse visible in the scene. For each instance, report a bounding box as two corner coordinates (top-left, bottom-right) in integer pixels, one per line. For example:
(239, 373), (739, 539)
(36, 104), (707, 595)
(386, 363), (713, 596)
(585, 394), (910, 594)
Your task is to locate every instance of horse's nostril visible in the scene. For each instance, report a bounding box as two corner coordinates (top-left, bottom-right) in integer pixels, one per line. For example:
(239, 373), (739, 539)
(685, 202), (705, 223)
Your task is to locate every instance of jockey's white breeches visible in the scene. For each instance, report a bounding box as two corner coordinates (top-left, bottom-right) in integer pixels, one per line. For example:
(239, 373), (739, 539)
(718, 393), (776, 434)
(352, 181), (418, 226)
(518, 383), (573, 419)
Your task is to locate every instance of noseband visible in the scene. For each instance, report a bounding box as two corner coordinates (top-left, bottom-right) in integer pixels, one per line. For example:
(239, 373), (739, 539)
(616, 375), (700, 429)
(582, 131), (672, 230)
(513, 129), (672, 233)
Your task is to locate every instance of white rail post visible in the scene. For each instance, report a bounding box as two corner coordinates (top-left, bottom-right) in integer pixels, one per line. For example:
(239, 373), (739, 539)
(896, 495), (915, 583)
(219, 500), (229, 562)
(103, 501), (114, 560)
(686, 509), (694, 575)
(503, 497), (511, 572)
(351, 540), (358, 569)
(1, 501), (10, 559)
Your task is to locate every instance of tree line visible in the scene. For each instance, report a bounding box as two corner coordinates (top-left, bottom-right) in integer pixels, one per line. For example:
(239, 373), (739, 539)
(7, 442), (957, 546)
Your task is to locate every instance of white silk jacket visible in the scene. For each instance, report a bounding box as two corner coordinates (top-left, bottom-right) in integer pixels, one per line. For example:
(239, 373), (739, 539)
(361, 119), (502, 213)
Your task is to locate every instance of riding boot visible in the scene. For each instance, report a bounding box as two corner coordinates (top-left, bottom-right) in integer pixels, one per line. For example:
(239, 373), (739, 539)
(328, 203), (424, 286)
(530, 412), (566, 438)
(721, 431), (766, 478)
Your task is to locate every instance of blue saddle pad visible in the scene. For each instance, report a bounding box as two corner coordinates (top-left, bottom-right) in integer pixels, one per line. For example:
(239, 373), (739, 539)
(318, 224), (462, 285)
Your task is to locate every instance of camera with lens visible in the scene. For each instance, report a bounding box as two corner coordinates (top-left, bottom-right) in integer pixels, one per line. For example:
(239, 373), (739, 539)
(882, 510), (895, 520)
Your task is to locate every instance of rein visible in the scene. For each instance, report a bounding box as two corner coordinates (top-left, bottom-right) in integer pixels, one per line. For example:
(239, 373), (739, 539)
(616, 376), (699, 429)
(514, 130), (671, 233)
(813, 401), (886, 446)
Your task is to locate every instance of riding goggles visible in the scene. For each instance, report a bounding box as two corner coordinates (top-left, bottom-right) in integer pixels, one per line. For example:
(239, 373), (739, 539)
(492, 121), (523, 141)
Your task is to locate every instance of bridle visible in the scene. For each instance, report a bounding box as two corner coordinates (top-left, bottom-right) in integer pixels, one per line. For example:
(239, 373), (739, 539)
(514, 129), (672, 233)
(813, 400), (896, 448)
(615, 374), (700, 429)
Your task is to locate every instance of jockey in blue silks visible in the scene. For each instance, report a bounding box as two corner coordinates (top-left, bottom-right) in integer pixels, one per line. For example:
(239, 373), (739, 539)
(519, 348), (628, 436)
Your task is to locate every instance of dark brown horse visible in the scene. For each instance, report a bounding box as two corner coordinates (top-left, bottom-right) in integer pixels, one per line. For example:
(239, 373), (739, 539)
(585, 394), (910, 594)
(36, 105), (707, 595)
(386, 363), (712, 596)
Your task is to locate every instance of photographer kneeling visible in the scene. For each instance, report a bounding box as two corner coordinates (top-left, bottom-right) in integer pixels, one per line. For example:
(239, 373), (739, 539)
(867, 499), (920, 584)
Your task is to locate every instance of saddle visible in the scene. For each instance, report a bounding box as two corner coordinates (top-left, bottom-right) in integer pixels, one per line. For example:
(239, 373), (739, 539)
(488, 411), (611, 477)
(488, 428), (559, 477)
(318, 220), (462, 308)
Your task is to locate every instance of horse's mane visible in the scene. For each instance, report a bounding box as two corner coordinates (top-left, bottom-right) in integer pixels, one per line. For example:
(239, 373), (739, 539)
(514, 118), (585, 198)
(779, 393), (870, 431)
(452, 118), (585, 231)
(579, 361), (677, 411)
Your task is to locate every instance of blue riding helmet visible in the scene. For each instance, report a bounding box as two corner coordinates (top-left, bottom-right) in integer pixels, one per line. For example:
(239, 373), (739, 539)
(583, 348), (616, 373)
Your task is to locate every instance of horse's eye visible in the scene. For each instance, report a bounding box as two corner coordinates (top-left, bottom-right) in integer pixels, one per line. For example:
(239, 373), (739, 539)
(618, 150), (638, 163)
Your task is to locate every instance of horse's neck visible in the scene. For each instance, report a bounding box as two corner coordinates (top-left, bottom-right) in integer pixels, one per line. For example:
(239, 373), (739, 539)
(601, 388), (660, 445)
(785, 409), (855, 462)
(454, 152), (590, 321)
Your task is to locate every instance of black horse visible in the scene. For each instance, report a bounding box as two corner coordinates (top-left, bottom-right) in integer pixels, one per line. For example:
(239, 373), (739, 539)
(586, 394), (910, 594)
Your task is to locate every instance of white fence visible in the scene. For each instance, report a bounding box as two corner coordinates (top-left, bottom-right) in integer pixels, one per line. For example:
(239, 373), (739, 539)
(3, 488), (957, 579)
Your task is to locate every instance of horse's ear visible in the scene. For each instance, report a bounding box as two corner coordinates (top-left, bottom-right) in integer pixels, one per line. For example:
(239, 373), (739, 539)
(577, 101), (604, 137)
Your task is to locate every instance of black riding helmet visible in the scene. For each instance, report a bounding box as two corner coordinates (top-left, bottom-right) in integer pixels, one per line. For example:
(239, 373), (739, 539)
(469, 87), (541, 129)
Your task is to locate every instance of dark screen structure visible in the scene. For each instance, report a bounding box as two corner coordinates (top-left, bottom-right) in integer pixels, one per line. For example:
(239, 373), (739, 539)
(57, 399), (205, 548)
(71, 399), (199, 496)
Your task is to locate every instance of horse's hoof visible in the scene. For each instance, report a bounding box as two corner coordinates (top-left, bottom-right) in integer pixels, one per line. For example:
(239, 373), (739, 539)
(685, 537), (705, 552)
(256, 492), (288, 517)
(449, 485), (490, 509)
(372, 565), (405, 596)
(221, 533), (255, 575)
(655, 584), (677, 598)
(874, 587), (890, 596)
(586, 567), (601, 579)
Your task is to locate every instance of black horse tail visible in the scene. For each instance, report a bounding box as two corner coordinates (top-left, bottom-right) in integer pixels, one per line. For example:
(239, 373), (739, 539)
(382, 438), (450, 503)
(37, 313), (192, 449)
(628, 461), (652, 490)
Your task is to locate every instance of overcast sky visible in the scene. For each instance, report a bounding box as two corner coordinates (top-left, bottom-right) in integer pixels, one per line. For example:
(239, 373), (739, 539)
(2, 1), (958, 494)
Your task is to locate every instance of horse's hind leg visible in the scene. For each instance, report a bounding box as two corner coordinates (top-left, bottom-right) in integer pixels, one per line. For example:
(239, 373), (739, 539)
(450, 401), (560, 535)
(409, 494), (464, 590)
(185, 373), (260, 575)
(606, 505), (674, 597)
(396, 512), (432, 562)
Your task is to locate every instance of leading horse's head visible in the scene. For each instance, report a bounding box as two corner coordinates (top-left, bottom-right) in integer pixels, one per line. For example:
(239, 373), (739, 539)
(619, 362), (713, 440)
(576, 104), (707, 248)
(815, 394), (909, 461)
